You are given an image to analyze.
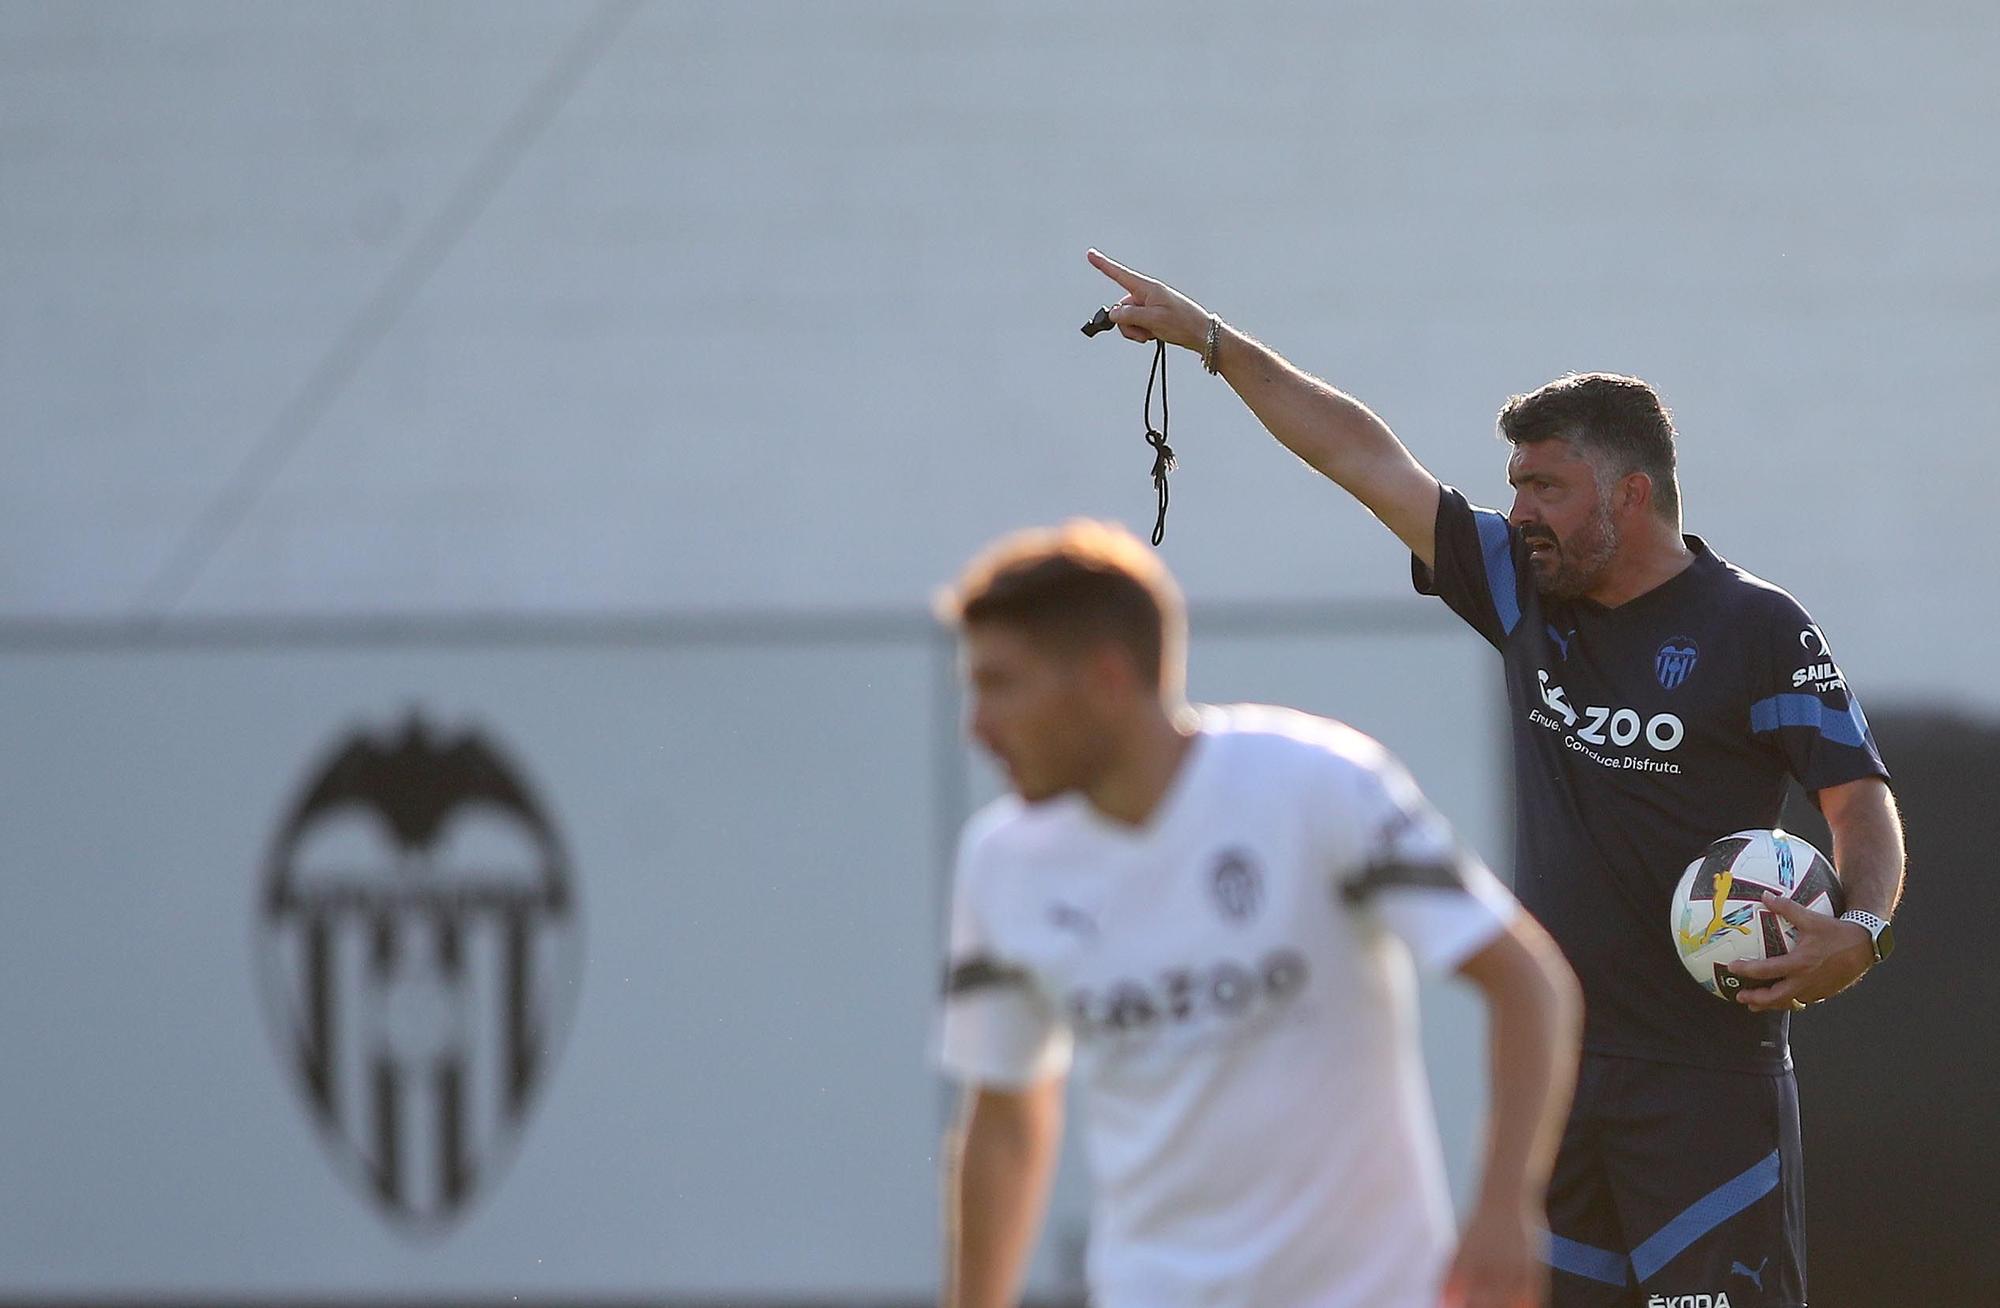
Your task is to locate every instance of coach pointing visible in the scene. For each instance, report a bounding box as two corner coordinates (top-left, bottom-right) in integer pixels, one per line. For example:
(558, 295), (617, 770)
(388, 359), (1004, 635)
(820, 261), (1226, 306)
(1087, 249), (1905, 1308)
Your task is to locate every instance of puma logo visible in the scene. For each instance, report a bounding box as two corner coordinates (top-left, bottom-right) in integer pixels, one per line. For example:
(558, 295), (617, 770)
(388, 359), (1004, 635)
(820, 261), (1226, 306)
(1730, 1257), (1768, 1290)
(1679, 869), (1756, 952)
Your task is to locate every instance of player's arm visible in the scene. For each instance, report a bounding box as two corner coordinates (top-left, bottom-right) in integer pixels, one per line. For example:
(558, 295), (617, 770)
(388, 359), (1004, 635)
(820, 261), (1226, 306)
(1818, 776), (1904, 920)
(942, 1076), (1065, 1308)
(937, 822), (1072, 1308)
(1446, 911), (1583, 1308)
(1733, 777), (1905, 1012)
(1733, 607), (1903, 1013)
(1086, 249), (1443, 567)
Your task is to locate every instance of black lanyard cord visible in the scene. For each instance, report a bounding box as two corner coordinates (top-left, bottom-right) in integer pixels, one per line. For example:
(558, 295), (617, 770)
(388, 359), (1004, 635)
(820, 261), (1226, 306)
(1143, 339), (1175, 545)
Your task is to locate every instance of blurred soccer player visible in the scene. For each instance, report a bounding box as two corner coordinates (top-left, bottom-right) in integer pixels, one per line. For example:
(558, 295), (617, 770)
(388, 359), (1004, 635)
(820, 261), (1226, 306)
(1086, 251), (1906, 1308)
(935, 521), (1580, 1308)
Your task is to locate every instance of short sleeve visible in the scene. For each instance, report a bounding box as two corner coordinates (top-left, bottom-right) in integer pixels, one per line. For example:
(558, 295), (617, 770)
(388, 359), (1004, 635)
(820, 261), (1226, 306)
(936, 828), (1072, 1087)
(1410, 484), (1529, 650)
(1748, 605), (1890, 794)
(1336, 755), (1518, 974)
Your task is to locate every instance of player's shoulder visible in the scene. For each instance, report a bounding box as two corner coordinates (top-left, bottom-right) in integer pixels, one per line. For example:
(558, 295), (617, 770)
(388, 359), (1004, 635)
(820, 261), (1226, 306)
(1694, 539), (1819, 629)
(1197, 702), (1399, 784)
(1435, 482), (1490, 520)
(957, 792), (1034, 861)
(953, 792), (1080, 882)
(960, 792), (1027, 843)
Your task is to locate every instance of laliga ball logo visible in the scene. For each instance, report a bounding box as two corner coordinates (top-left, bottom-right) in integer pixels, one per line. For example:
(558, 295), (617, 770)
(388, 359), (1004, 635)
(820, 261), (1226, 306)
(1670, 829), (1843, 999)
(257, 713), (581, 1229)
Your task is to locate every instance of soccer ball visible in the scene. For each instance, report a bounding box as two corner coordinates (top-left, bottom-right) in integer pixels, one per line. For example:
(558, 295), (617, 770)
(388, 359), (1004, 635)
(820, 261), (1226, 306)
(1670, 829), (1846, 1000)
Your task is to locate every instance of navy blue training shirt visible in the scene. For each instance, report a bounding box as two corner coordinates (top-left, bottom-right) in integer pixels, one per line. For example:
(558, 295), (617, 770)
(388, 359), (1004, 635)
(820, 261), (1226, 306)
(1414, 486), (1890, 1071)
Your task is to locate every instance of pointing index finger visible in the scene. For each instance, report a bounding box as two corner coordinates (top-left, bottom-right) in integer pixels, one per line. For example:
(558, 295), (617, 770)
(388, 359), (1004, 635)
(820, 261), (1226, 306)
(1087, 248), (1154, 295)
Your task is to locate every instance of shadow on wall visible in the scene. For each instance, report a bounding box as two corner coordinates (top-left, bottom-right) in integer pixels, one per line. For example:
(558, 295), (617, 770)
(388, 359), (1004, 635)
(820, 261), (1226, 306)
(1784, 710), (2000, 1308)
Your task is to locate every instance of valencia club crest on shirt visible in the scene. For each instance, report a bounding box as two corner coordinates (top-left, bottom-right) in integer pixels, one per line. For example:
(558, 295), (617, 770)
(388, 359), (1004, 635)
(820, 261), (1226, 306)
(1655, 637), (1700, 690)
(1210, 849), (1264, 923)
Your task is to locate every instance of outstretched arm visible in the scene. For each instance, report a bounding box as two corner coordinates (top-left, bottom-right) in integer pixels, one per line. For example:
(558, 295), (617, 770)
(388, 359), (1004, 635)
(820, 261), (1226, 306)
(1447, 911), (1583, 1308)
(1087, 249), (1443, 567)
(942, 1077), (1066, 1308)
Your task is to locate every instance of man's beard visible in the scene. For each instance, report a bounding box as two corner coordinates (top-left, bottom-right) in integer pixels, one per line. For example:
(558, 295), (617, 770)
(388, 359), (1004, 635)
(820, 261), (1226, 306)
(1528, 498), (1619, 600)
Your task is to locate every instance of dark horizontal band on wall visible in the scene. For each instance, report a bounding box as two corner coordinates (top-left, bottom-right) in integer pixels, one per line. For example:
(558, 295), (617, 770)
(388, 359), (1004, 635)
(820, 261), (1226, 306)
(0, 600), (1455, 653)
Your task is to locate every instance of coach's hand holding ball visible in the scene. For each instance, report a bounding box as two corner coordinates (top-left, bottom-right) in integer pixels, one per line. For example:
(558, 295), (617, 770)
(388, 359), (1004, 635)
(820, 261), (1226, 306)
(1087, 249), (1210, 349)
(1729, 896), (1877, 1013)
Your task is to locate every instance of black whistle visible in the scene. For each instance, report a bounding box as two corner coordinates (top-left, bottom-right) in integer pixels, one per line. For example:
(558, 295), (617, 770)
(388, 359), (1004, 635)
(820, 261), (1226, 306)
(1081, 306), (1116, 337)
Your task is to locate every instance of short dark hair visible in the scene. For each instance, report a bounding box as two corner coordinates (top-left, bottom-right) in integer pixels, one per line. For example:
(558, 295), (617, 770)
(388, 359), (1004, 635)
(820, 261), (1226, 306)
(936, 520), (1184, 689)
(1498, 373), (1681, 522)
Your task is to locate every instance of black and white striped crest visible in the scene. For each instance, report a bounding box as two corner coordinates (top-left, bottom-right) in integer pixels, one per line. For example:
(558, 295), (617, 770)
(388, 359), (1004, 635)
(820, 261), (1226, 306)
(257, 713), (581, 1231)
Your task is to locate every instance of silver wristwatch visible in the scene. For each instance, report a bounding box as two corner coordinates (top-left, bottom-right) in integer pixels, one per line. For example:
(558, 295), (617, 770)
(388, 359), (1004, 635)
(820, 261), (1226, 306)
(1839, 909), (1895, 964)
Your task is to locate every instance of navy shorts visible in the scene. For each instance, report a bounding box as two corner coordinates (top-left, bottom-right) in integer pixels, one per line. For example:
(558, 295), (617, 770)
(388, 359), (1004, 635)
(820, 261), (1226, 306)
(1546, 1053), (1806, 1308)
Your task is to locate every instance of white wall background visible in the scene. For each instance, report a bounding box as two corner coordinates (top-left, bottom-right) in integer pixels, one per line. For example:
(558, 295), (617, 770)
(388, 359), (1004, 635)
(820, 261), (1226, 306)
(3, 0), (1998, 705)
(0, 637), (947, 1298)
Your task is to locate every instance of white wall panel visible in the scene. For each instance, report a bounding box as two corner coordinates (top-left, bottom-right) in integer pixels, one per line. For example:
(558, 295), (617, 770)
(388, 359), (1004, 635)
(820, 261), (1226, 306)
(0, 634), (944, 1296)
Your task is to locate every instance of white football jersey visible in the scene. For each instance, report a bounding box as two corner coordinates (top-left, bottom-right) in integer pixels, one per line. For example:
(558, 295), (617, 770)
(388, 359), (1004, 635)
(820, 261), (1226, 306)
(939, 704), (1517, 1308)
